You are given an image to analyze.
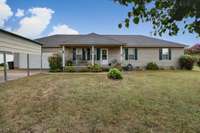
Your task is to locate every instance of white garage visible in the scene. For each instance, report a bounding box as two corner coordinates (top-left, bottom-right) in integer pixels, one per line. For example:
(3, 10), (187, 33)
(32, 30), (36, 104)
(14, 53), (52, 69)
(0, 29), (42, 82)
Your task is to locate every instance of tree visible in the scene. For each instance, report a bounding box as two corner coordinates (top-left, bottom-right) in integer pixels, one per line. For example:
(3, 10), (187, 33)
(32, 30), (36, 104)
(185, 44), (200, 54)
(115, 0), (200, 36)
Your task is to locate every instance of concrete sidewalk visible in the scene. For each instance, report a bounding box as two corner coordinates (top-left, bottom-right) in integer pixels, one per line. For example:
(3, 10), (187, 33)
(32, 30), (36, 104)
(0, 70), (42, 83)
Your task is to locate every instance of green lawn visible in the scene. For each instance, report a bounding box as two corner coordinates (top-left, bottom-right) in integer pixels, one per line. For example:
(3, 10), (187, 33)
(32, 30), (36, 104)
(0, 71), (200, 132)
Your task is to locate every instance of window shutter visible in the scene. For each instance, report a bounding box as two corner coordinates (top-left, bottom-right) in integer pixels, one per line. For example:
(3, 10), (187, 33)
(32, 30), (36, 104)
(169, 48), (171, 60)
(135, 48), (138, 60)
(82, 48), (86, 60)
(159, 48), (162, 60)
(73, 48), (76, 60)
(125, 48), (128, 60)
(96, 48), (100, 60)
(87, 48), (90, 60)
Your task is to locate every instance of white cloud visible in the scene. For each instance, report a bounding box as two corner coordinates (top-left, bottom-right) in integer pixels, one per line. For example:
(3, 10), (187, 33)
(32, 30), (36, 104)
(15, 9), (24, 17)
(49, 24), (79, 35)
(14, 7), (54, 38)
(0, 0), (13, 27)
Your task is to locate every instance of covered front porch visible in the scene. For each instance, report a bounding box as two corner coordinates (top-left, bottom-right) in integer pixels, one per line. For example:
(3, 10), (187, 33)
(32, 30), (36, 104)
(61, 45), (124, 68)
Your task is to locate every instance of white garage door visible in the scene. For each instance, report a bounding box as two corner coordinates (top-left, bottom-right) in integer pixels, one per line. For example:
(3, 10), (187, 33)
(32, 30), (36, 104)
(15, 53), (53, 69)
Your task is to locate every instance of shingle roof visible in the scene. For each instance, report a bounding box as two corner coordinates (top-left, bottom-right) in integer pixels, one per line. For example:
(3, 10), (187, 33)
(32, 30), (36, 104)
(36, 33), (187, 48)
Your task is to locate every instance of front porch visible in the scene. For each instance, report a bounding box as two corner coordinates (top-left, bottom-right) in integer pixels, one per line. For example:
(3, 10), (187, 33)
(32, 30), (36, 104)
(61, 45), (124, 68)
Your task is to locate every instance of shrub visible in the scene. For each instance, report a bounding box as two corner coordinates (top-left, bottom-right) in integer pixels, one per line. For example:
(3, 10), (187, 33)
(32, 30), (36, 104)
(146, 62), (159, 70)
(107, 68), (123, 80)
(197, 58), (200, 67)
(48, 54), (62, 72)
(64, 66), (75, 72)
(0, 63), (4, 66)
(179, 55), (195, 70)
(102, 67), (110, 72)
(88, 64), (102, 72)
(123, 64), (133, 71)
(66, 60), (73, 66)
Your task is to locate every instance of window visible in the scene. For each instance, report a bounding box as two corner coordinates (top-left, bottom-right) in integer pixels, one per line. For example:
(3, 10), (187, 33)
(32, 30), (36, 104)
(72, 48), (76, 60)
(82, 48), (86, 60)
(102, 49), (107, 60)
(124, 48), (138, 60)
(87, 48), (90, 60)
(160, 48), (171, 60)
(96, 48), (101, 60)
(76, 48), (82, 60)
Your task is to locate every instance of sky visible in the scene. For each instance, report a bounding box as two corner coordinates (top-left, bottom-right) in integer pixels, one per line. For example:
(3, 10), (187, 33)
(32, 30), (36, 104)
(0, 0), (199, 63)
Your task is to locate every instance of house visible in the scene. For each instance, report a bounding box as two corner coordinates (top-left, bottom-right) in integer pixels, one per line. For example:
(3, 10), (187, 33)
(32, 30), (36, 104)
(14, 33), (186, 69)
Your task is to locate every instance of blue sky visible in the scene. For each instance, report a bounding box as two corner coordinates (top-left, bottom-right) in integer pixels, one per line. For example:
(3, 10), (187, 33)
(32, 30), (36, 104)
(0, 0), (199, 46)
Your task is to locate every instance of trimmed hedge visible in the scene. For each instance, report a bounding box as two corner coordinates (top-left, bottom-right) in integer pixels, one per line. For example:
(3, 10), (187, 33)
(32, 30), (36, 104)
(88, 64), (102, 72)
(48, 54), (62, 72)
(107, 68), (123, 80)
(146, 62), (159, 70)
(179, 55), (195, 70)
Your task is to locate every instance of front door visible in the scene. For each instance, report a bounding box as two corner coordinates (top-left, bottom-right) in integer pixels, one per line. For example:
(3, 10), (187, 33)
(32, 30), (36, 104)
(101, 49), (108, 65)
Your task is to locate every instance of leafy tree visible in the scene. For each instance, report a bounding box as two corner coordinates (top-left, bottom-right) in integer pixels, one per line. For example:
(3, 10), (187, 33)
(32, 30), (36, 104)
(115, 0), (200, 36)
(185, 44), (200, 54)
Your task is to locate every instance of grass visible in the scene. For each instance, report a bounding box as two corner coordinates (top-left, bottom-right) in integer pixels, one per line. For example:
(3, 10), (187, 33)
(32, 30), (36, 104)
(0, 71), (200, 132)
(0, 66), (3, 71)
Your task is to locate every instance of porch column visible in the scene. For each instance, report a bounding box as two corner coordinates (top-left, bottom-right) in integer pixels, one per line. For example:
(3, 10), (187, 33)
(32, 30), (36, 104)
(91, 45), (95, 65)
(27, 54), (30, 76)
(62, 46), (66, 70)
(40, 49), (43, 73)
(120, 45), (123, 65)
(3, 52), (7, 81)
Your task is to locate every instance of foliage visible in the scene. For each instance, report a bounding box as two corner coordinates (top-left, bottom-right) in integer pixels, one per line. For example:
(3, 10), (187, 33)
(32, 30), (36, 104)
(66, 60), (73, 66)
(179, 55), (195, 70)
(64, 66), (75, 72)
(88, 64), (102, 72)
(146, 62), (159, 70)
(185, 44), (200, 54)
(197, 58), (200, 67)
(115, 0), (200, 36)
(0, 63), (4, 67)
(48, 54), (62, 72)
(107, 68), (123, 80)
(102, 67), (110, 72)
(123, 64), (133, 71)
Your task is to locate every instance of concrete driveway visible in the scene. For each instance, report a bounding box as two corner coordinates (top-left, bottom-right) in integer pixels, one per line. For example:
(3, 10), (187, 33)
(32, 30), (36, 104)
(0, 70), (41, 83)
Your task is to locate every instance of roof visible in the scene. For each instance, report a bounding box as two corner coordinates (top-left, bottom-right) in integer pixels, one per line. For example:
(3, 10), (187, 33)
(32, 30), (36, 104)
(36, 33), (187, 48)
(0, 29), (42, 46)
